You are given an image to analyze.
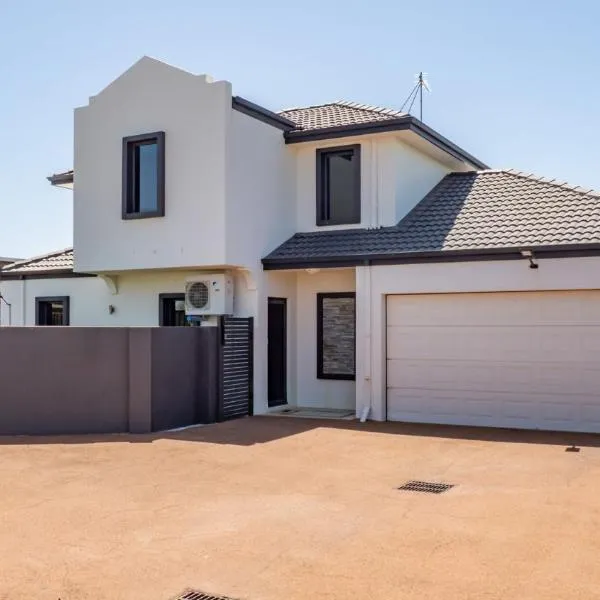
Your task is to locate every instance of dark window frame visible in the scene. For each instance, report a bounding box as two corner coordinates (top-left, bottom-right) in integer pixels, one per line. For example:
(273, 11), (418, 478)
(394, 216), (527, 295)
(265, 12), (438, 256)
(35, 296), (70, 326)
(316, 291), (356, 380)
(316, 144), (361, 226)
(158, 292), (186, 326)
(122, 131), (165, 220)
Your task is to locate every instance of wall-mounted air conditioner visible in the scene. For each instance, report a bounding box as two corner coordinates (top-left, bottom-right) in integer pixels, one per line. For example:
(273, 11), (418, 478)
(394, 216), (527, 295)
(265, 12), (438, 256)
(185, 274), (234, 316)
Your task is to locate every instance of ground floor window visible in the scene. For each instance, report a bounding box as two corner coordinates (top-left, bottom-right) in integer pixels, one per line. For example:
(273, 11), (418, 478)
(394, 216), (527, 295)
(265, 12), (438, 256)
(158, 293), (188, 326)
(35, 296), (70, 326)
(317, 292), (355, 380)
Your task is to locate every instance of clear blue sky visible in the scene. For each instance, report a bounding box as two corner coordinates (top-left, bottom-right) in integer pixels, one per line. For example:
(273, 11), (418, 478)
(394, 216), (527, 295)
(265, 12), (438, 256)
(1, 0), (599, 258)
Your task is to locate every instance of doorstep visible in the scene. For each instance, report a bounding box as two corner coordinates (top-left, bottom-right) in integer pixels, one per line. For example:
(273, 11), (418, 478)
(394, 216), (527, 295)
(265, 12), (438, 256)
(266, 407), (355, 420)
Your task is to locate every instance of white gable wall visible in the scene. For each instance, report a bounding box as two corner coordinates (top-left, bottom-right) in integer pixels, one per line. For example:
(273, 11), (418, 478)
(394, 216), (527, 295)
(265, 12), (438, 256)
(74, 57), (231, 273)
(294, 132), (455, 232)
(392, 139), (451, 223)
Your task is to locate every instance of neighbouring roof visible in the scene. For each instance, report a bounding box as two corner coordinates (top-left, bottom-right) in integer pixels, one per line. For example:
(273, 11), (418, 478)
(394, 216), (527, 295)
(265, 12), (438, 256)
(1, 248), (74, 276)
(279, 101), (407, 131)
(263, 169), (600, 269)
(47, 169), (74, 186)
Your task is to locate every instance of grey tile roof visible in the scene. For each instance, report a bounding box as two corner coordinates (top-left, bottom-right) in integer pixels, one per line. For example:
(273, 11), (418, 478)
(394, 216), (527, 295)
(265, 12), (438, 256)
(263, 169), (600, 266)
(1, 248), (74, 274)
(279, 101), (407, 131)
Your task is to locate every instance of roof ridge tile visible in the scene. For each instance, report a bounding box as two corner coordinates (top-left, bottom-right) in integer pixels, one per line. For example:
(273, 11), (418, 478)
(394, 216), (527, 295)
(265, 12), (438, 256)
(334, 100), (406, 117)
(500, 169), (600, 198)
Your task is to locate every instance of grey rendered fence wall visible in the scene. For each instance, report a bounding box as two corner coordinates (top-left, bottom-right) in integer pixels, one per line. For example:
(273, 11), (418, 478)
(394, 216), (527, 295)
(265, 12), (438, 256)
(0, 328), (130, 435)
(0, 327), (221, 435)
(150, 326), (220, 430)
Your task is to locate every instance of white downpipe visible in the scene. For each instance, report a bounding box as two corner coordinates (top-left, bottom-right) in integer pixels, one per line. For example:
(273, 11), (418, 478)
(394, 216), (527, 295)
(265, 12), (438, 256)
(361, 143), (377, 421)
(0, 291), (11, 326)
(360, 265), (372, 422)
(370, 140), (379, 228)
(21, 279), (26, 325)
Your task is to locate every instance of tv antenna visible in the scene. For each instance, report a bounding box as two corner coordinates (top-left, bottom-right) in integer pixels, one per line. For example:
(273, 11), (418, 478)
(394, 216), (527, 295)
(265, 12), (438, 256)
(400, 72), (430, 121)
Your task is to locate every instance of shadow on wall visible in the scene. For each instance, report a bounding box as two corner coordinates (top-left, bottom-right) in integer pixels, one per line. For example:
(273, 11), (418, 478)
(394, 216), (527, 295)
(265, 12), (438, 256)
(1, 416), (599, 449)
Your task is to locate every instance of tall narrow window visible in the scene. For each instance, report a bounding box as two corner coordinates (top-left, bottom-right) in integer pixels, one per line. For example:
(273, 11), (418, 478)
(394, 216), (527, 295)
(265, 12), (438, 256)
(317, 292), (356, 379)
(316, 145), (361, 226)
(35, 297), (70, 326)
(122, 131), (165, 219)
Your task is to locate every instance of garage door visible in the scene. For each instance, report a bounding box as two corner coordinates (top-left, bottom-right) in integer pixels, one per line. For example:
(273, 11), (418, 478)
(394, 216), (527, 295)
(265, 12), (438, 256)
(386, 291), (600, 433)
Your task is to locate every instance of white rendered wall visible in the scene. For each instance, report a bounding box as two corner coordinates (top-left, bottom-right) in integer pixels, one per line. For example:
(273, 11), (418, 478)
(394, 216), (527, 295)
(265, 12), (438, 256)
(250, 270), (299, 414)
(294, 133), (455, 232)
(73, 57), (231, 272)
(226, 110), (295, 270)
(0, 269), (254, 327)
(0, 277), (108, 326)
(295, 268), (356, 410)
(393, 140), (450, 223)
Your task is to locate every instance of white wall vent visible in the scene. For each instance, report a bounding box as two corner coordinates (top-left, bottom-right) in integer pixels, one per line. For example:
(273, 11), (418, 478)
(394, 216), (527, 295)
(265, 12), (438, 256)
(185, 274), (233, 316)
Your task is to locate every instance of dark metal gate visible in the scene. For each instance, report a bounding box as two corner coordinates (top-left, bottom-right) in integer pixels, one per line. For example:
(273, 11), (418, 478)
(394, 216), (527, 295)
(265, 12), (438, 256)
(218, 316), (254, 421)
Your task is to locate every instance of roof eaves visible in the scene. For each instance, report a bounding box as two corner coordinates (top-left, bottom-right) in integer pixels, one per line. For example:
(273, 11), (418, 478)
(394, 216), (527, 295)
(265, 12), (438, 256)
(284, 115), (488, 169)
(284, 116), (413, 142)
(408, 120), (488, 170)
(0, 269), (92, 280)
(262, 242), (600, 271)
(232, 96), (296, 131)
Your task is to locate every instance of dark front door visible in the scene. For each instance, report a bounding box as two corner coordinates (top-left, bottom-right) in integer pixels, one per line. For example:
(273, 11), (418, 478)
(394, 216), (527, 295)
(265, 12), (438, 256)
(268, 297), (287, 407)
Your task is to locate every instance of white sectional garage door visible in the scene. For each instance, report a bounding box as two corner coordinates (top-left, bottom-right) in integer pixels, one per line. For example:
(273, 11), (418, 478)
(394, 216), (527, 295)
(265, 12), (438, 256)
(386, 291), (600, 433)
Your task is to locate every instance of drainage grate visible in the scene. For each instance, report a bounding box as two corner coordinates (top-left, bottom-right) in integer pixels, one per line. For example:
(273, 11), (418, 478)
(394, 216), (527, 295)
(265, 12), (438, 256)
(398, 480), (454, 494)
(173, 590), (239, 600)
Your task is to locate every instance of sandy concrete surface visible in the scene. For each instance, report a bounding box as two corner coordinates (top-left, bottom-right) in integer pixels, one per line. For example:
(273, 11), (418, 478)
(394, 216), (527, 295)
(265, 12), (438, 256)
(1, 417), (600, 600)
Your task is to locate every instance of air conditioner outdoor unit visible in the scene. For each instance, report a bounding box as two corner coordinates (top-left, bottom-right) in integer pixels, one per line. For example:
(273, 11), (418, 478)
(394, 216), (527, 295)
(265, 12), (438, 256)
(185, 274), (234, 316)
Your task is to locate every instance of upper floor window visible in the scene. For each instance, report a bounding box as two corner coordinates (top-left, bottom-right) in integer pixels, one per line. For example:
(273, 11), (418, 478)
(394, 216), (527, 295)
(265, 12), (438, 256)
(122, 131), (165, 219)
(316, 144), (361, 226)
(36, 296), (70, 326)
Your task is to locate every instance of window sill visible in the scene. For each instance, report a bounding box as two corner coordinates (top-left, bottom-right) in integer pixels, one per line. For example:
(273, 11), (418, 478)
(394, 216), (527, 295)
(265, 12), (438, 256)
(317, 373), (356, 381)
(316, 220), (362, 227)
(122, 211), (165, 220)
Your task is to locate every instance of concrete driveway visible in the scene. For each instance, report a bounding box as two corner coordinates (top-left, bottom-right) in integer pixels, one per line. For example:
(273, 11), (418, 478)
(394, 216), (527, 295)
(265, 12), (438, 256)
(1, 417), (600, 600)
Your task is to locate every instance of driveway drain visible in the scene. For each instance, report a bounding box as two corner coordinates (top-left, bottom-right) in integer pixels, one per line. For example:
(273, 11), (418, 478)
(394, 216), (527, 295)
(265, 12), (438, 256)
(398, 480), (454, 494)
(173, 590), (239, 600)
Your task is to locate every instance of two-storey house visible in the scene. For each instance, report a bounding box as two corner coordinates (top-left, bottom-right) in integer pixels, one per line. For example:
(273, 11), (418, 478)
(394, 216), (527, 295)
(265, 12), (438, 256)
(3, 56), (600, 433)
